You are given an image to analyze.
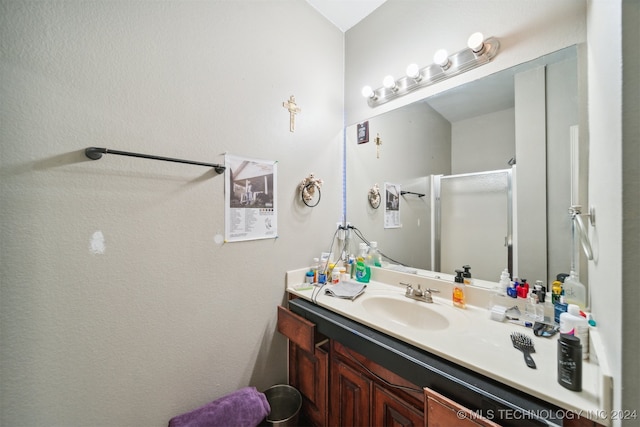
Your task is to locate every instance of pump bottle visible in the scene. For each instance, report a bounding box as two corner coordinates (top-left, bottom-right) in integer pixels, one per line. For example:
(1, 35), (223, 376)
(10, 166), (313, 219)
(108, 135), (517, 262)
(453, 269), (466, 308)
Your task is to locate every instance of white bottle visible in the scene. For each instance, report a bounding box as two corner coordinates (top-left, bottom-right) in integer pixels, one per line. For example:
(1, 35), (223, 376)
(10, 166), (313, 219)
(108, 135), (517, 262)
(368, 241), (382, 267)
(489, 269), (511, 310)
(563, 271), (587, 309)
(559, 304), (589, 360)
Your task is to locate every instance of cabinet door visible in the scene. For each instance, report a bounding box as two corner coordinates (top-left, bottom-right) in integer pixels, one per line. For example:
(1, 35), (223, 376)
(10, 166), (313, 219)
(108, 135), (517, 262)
(290, 342), (328, 427)
(373, 384), (424, 427)
(425, 387), (500, 427)
(330, 358), (371, 427)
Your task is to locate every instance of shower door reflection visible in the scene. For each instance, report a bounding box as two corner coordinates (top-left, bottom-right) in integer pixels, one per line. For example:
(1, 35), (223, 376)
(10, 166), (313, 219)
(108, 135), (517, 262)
(433, 169), (513, 281)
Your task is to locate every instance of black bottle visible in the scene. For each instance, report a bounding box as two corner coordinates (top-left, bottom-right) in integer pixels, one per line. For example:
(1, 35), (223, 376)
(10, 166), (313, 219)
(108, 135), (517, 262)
(557, 334), (582, 391)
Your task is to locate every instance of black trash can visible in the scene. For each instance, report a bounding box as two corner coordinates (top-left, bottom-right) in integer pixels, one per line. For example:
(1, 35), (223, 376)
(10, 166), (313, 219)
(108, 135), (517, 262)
(263, 385), (302, 427)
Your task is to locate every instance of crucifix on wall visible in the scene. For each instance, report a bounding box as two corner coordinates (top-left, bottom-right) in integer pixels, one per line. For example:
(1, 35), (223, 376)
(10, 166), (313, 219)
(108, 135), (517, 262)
(282, 95), (301, 132)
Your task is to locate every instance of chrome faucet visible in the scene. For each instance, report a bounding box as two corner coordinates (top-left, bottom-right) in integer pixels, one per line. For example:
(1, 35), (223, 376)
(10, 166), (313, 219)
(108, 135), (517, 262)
(401, 282), (439, 303)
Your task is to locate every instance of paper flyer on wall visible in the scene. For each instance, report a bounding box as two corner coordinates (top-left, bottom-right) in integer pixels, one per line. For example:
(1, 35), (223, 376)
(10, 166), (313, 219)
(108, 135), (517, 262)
(384, 182), (402, 229)
(224, 154), (277, 242)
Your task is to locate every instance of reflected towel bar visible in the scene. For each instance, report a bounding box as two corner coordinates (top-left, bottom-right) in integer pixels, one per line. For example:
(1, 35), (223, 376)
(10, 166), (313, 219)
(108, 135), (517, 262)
(85, 147), (226, 174)
(401, 191), (425, 197)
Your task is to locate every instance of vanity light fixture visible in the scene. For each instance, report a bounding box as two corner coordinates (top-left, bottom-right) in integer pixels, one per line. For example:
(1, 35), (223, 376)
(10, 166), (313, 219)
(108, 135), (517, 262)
(361, 85), (377, 100)
(433, 49), (451, 70)
(383, 75), (399, 92)
(406, 63), (422, 82)
(362, 33), (499, 107)
(467, 32), (486, 54)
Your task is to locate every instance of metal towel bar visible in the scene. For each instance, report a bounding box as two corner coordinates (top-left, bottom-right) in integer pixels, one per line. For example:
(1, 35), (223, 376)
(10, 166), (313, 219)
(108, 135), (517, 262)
(85, 147), (226, 174)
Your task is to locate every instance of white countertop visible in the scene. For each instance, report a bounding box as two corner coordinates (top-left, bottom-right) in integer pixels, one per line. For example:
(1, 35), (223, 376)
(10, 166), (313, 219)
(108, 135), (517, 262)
(285, 268), (612, 425)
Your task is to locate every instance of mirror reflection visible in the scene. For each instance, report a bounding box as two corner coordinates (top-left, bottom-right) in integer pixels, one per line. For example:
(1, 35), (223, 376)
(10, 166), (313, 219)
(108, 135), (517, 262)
(346, 45), (588, 287)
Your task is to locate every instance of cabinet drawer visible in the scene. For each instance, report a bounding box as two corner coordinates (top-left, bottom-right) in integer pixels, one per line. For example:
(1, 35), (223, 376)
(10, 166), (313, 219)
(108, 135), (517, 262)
(277, 305), (319, 353)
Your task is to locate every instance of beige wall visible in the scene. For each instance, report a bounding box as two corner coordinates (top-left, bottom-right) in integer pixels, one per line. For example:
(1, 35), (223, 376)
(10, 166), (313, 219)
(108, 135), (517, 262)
(0, 1), (344, 426)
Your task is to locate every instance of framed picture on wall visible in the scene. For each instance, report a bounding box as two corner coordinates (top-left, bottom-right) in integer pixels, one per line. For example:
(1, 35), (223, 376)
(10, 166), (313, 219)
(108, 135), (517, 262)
(357, 121), (369, 144)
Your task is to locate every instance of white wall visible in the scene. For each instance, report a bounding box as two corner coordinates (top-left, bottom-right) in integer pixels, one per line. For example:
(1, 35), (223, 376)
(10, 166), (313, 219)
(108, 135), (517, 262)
(451, 108), (515, 174)
(587, 0), (639, 422)
(0, 1), (344, 426)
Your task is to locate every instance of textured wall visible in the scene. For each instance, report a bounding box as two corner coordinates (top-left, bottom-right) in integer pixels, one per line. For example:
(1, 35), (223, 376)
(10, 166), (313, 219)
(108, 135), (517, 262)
(0, 1), (343, 426)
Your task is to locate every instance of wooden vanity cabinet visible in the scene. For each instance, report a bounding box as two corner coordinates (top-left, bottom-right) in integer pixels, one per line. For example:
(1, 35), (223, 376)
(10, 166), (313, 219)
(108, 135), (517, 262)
(277, 305), (328, 426)
(425, 387), (499, 427)
(330, 340), (424, 427)
(278, 303), (600, 427)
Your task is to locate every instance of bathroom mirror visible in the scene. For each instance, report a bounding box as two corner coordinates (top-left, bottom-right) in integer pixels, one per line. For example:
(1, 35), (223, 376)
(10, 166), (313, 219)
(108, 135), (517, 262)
(345, 45), (588, 286)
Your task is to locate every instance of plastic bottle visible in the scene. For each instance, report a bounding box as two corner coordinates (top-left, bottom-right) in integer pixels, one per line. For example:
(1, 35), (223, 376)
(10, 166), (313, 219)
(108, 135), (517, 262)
(559, 304), (589, 359)
(452, 269), (466, 308)
(558, 334), (582, 391)
(368, 242), (382, 267)
(462, 265), (473, 286)
(554, 295), (569, 324)
(551, 280), (563, 304)
(489, 269), (511, 310)
(355, 257), (371, 283)
(517, 279), (530, 298)
(313, 257), (320, 283)
(563, 271), (587, 309)
(499, 269), (511, 292)
(534, 281), (546, 303)
(525, 291), (544, 322)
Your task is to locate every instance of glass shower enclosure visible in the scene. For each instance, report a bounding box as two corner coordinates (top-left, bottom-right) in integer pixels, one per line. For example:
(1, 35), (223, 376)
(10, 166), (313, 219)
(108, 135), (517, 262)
(431, 169), (513, 282)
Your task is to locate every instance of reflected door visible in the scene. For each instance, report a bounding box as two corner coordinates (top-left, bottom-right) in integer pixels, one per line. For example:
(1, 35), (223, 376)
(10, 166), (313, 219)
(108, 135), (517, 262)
(433, 169), (512, 281)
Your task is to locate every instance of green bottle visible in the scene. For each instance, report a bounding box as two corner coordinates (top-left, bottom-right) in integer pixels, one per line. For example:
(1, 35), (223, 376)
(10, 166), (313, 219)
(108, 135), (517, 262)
(355, 257), (371, 283)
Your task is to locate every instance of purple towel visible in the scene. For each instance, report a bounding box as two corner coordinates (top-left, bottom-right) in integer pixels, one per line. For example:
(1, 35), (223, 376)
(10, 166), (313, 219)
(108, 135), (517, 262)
(168, 387), (271, 427)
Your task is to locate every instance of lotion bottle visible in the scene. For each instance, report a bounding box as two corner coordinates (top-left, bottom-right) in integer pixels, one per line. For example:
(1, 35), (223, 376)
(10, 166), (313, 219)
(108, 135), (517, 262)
(453, 269), (466, 308)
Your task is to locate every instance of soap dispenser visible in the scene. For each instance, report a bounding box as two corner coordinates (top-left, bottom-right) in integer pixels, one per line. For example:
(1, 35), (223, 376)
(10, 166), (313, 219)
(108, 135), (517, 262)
(453, 269), (466, 308)
(462, 265), (473, 286)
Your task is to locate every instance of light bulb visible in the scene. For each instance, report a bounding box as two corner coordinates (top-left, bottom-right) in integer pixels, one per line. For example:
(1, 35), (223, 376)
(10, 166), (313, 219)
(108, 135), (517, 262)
(383, 75), (397, 90)
(433, 49), (450, 69)
(361, 85), (375, 98)
(406, 63), (421, 81)
(467, 32), (485, 53)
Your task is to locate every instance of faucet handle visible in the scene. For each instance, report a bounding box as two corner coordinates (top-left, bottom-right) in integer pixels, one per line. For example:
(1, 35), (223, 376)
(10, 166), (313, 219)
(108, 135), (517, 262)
(401, 282), (413, 296)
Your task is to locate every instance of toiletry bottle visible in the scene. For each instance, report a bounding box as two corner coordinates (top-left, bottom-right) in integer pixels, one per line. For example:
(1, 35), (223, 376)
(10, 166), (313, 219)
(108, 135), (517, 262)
(313, 257), (320, 283)
(453, 269), (466, 308)
(559, 304), (589, 359)
(534, 281), (546, 303)
(517, 279), (530, 298)
(554, 295), (569, 324)
(462, 265), (473, 286)
(525, 291), (544, 322)
(305, 270), (314, 284)
(332, 265), (341, 284)
(355, 257), (371, 283)
(507, 281), (517, 298)
(563, 271), (587, 309)
(489, 269), (511, 309)
(368, 241), (382, 267)
(558, 334), (582, 391)
(551, 280), (563, 304)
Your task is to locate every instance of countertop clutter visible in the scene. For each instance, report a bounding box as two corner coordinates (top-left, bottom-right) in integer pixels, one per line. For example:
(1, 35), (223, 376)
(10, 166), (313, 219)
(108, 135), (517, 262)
(285, 267), (613, 426)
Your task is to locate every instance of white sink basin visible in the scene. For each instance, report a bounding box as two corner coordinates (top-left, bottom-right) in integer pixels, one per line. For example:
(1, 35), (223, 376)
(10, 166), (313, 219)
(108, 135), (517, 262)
(361, 295), (461, 331)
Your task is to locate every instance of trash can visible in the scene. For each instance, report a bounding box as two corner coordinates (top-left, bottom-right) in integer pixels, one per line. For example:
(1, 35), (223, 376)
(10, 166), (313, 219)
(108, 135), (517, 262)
(263, 384), (302, 427)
